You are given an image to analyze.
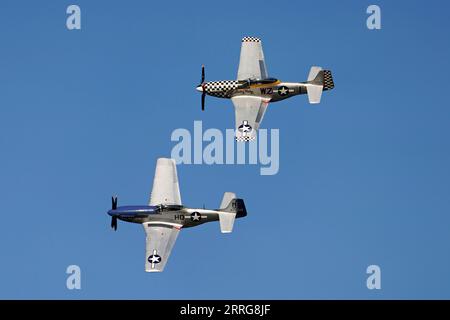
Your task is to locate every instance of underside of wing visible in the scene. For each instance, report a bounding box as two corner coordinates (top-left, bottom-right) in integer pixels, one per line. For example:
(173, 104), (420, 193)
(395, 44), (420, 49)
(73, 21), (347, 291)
(143, 222), (181, 272)
(149, 158), (182, 206)
(231, 96), (269, 142)
(237, 37), (268, 81)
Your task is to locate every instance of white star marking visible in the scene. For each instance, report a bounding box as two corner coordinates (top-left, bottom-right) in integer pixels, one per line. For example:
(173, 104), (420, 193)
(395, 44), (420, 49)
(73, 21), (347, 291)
(149, 255), (161, 263)
(149, 249), (162, 269)
(239, 120), (252, 134)
(279, 87), (288, 95)
(191, 212), (201, 221)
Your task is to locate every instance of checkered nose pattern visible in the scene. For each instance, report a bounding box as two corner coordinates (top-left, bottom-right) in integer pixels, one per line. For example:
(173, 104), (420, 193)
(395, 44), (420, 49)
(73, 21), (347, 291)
(204, 80), (239, 97)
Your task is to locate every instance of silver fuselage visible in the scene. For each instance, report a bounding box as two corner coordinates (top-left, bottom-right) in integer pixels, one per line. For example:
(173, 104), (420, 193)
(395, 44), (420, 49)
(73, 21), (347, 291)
(197, 79), (309, 102)
(109, 205), (230, 229)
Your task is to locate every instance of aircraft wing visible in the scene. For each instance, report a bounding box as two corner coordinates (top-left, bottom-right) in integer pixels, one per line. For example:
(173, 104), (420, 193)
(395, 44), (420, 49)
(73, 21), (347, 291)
(149, 158), (182, 206)
(143, 222), (182, 272)
(231, 96), (269, 142)
(237, 37), (268, 80)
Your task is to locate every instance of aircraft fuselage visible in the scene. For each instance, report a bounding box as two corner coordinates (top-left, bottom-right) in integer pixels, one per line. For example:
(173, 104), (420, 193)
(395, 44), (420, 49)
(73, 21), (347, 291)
(108, 205), (245, 229)
(196, 78), (309, 103)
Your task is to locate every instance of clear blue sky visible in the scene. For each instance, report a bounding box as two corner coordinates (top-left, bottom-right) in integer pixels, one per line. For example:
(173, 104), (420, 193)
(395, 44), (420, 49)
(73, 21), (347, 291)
(1, 0), (450, 299)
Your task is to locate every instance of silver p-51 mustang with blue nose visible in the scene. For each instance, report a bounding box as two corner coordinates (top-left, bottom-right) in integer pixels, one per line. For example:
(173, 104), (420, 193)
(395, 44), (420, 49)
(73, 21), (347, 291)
(108, 158), (247, 272)
(196, 36), (335, 141)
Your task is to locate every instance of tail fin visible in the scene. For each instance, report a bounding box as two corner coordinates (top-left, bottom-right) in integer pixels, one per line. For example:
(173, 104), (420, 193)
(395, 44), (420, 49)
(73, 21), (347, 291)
(220, 193), (247, 217)
(220, 192), (236, 210)
(306, 66), (334, 104)
(217, 193), (247, 233)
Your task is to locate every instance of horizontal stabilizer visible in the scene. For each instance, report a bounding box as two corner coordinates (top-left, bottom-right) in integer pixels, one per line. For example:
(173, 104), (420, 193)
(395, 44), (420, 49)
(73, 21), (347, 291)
(218, 212), (237, 233)
(307, 85), (323, 104)
(308, 66), (323, 82)
(306, 66), (326, 104)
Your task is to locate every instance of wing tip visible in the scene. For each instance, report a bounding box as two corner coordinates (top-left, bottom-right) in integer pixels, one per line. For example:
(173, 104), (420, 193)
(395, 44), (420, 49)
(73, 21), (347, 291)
(235, 136), (256, 142)
(242, 36), (261, 43)
(156, 157), (176, 165)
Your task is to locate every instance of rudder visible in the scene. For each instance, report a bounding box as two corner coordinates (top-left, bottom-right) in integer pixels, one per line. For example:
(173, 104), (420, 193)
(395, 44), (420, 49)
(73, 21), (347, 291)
(323, 70), (334, 91)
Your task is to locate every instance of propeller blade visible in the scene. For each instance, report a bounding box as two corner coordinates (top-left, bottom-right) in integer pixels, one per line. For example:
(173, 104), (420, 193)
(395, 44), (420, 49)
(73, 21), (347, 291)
(199, 65), (206, 111)
(201, 65), (205, 83)
(201, 91), (205, 111)
(111, 216), (117, 231)
(111, 196), (117, 210)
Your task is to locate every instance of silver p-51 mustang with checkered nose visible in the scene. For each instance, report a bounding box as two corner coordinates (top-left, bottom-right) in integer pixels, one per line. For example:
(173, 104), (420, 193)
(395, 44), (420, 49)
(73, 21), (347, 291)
(107, 158), (247, 272)
(196, 36), (335, 142)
